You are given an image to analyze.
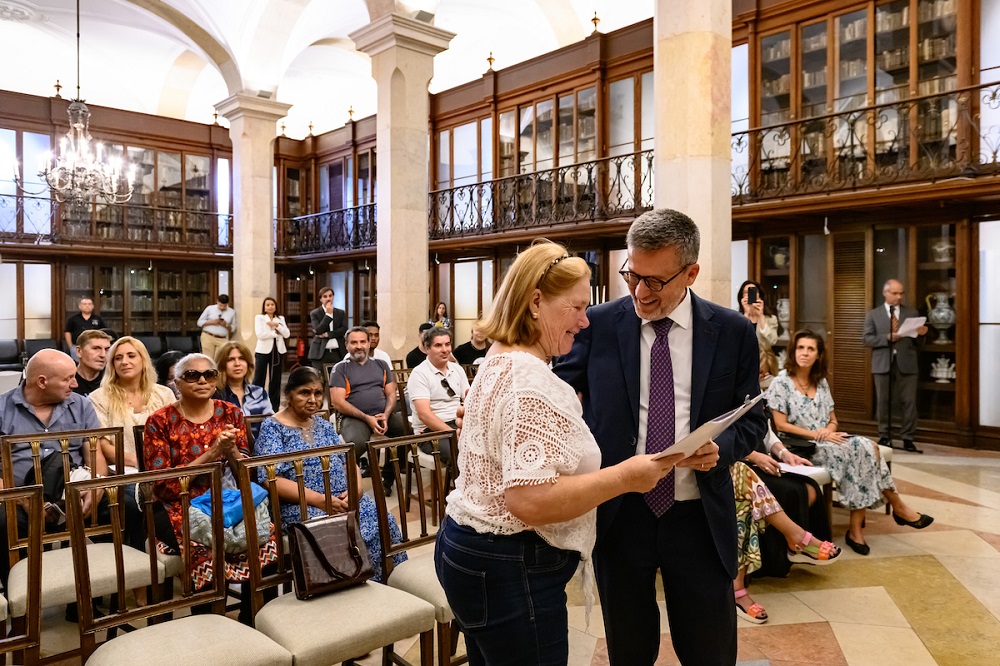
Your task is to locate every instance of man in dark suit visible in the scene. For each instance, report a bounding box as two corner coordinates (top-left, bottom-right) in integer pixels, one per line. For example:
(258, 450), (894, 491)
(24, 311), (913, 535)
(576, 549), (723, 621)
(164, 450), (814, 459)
(863, 279), (927, 453)
(307, 286), (348, 370)
(555, 209), (765, 666)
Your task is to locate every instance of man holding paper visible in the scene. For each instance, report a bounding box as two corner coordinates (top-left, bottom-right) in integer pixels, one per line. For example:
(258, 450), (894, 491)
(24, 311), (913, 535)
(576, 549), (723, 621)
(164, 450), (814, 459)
(863, 279), (927, 453)
(555, 209), (766, 665)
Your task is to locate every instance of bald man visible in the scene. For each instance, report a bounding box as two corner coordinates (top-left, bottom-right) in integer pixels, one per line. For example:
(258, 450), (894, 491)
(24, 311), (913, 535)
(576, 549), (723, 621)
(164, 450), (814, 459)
(0, 349), (114, 590)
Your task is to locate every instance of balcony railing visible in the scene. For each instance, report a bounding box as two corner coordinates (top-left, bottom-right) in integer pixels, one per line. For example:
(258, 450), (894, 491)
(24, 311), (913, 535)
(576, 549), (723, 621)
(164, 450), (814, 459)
(276, 203), (376, 255)
(0, 193), (233, 252)
(733, 80), (1000, 204)
(429, 150), (654, 240)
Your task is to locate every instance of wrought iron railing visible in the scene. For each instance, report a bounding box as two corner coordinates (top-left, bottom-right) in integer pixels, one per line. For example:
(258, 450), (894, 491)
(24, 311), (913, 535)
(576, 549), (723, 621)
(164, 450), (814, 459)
(276, 203), (376, 255)
(0, 192), (232, 251)
(429, 150), (653, 240)
(732, 80), (1000, 204)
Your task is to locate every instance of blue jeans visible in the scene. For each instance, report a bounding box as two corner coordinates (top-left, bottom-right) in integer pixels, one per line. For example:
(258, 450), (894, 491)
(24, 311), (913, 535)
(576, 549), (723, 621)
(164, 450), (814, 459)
(435, 517), (580, 666)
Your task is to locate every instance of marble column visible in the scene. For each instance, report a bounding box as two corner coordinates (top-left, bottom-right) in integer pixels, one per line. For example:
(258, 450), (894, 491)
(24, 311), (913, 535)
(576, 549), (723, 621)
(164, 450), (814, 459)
(215, 93), (291, 349)
(653, 0), (732, 305)
(350, 15), (454, 359)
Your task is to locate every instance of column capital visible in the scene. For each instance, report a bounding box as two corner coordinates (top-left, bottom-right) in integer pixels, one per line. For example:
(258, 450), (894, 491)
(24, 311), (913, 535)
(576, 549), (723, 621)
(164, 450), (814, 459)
(350, 13), (454, 59)
(214, 92), (292, 124)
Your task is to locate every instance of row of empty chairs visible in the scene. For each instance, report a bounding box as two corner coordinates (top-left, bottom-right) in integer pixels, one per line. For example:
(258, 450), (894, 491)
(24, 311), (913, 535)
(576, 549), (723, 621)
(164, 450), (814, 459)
(0, 335), (201, 371)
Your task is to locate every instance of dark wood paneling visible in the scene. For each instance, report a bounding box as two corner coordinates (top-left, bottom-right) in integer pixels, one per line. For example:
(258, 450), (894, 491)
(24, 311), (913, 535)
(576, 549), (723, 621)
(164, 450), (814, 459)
(830, 233), (869, 415)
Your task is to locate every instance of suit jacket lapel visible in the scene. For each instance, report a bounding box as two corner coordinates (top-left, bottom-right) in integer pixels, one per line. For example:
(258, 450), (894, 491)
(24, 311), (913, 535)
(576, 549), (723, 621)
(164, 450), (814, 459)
(616, 301), (642, 431)
(690, 292), (719, 426)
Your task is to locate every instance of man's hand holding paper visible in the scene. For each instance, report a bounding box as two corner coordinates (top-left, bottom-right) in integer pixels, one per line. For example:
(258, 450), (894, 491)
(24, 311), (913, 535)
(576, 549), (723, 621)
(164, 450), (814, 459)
(675, 441), (721, 471)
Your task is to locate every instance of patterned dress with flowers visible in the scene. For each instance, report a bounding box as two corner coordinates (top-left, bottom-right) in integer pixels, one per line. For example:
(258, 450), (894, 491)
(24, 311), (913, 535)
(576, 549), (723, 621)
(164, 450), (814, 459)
(767, 372), (896, 510)
(144, 400), (277, 589)
(731, 461), (783, 575)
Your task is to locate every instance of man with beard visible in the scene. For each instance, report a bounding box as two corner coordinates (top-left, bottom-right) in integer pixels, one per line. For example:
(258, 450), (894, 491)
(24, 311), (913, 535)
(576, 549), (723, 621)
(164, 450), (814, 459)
(329, 327), (405, 493)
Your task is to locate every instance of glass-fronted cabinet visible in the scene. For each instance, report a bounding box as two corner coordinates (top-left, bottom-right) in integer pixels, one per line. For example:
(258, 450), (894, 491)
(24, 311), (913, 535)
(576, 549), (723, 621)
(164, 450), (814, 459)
(915, 223), (956, 422)
(758, 236), (793, 355)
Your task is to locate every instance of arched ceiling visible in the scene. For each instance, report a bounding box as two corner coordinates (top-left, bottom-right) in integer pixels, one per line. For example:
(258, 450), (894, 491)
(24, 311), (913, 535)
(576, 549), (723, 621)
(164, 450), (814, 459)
(0, 0), (653, 138)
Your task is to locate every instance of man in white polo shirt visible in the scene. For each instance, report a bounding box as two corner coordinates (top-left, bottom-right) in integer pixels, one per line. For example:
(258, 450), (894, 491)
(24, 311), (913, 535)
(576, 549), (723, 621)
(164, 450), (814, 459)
(407, 327), (469, 464)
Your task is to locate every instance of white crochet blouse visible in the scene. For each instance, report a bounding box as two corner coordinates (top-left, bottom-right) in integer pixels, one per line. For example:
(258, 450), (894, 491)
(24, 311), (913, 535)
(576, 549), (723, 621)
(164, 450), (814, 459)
(445, 351), (601, 557)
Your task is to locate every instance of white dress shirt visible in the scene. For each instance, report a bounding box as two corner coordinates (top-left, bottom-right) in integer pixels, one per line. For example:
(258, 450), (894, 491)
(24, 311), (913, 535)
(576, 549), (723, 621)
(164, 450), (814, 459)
(636, 289), (699, 500)
(197, 304), (236, 338)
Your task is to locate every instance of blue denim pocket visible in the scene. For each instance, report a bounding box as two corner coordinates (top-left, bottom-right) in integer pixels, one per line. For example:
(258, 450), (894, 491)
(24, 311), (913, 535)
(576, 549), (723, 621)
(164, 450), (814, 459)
(438, 549), (489, 629)
(526, 542), (572, 573)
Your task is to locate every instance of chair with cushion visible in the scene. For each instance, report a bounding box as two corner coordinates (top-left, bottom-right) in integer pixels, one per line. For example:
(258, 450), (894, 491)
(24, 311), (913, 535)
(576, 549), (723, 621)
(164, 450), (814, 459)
(369, 433), (466, 666)
(65, 462), (293, 664)
(237, 443), (436, 666)
(135, 335), (165, 361)
(0, 339), (22, 372)
(22, 339), (58, 360)
(164, 335), (195, 354)
(0, 485), (44, 666)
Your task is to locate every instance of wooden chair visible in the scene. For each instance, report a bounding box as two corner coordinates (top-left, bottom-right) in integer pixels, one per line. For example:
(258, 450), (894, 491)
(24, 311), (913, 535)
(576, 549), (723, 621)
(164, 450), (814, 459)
(236, 444), (436, 666)
(0, 485), (44, 666)
(243, 413), (270, 449)
(64, 462), (293, 664)
(369, 434), (466, 666)
(460, 364), (478, 382)
(392, 359), (405, 370)
(322, 361), (341, 412)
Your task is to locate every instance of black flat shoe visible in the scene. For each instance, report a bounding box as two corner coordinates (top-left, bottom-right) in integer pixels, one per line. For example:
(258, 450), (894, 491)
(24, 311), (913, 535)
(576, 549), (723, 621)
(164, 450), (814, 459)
(845, 532), (870, 556)
(893, 512), (934, 529)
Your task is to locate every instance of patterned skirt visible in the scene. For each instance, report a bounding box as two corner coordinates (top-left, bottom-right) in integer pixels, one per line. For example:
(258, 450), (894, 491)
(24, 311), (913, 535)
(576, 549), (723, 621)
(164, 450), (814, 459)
(813, 436), (895, 510)
(732, 461), (783, 575)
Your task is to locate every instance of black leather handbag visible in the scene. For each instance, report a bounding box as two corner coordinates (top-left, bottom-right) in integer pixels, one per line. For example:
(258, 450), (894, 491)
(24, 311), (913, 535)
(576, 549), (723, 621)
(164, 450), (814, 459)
(778, 433), (817, 459)
(286, 511), (374, 600)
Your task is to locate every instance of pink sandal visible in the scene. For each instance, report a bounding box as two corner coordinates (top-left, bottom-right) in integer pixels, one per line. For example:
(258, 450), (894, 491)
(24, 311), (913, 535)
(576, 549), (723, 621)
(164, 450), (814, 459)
(787, 531), (841, 566)
(735, 588), (768, 624)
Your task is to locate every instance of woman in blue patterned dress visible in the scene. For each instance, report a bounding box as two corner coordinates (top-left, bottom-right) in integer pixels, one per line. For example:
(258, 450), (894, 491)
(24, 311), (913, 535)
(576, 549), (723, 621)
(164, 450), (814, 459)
(253, 365), (405, 581)
(767, 330), (933, 555)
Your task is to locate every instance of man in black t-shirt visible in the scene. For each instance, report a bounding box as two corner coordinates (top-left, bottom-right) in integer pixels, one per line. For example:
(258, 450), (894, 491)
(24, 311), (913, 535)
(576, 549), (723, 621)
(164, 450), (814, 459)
(72, 330), (111, 397)
(405, 323), (433, 369)
(453, 324), (489, 365)
(64, 297), (104, 361)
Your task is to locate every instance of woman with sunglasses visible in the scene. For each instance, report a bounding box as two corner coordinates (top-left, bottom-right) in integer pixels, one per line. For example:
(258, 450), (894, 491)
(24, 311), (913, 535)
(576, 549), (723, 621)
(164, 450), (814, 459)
(143, 353), (278, 624)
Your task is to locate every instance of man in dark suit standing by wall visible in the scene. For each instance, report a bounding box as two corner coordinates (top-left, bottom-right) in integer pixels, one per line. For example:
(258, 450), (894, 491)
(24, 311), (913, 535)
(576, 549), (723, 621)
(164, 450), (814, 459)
(555, 209), (765, 665)
(308, 286), (348, 371)
(863, 279), (927, 453)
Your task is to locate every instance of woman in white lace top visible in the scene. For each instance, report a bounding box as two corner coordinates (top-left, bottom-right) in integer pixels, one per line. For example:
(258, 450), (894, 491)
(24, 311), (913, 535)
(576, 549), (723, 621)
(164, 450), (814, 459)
(435, 241), (679, 666)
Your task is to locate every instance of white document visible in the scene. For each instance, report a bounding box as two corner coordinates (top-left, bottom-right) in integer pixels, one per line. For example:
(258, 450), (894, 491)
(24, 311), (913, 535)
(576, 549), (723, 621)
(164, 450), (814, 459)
(896, 316), (925, 338)
(651, 392), (766, 460)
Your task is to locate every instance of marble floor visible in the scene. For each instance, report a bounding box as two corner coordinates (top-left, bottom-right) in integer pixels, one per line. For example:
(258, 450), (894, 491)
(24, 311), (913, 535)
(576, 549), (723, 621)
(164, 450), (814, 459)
(37, 442), (1000, 665)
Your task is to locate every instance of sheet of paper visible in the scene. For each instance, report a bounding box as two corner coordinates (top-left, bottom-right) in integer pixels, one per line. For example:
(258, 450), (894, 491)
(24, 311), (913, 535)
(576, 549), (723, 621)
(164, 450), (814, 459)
(778, 463), (820, 475)
(896, 316), (925, 338)
(651, 393), (765, 460)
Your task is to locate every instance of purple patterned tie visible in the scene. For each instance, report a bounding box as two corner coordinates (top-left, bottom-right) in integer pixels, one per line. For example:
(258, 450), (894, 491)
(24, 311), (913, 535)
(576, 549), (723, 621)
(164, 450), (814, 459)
(644, 317), (675, 517)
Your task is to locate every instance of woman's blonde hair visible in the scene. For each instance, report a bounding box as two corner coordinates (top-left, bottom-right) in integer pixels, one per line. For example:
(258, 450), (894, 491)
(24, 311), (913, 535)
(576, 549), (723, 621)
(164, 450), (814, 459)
(100, 336), (163, 424)
(478, 240), (590, 347)
(214, 341), (255, 391)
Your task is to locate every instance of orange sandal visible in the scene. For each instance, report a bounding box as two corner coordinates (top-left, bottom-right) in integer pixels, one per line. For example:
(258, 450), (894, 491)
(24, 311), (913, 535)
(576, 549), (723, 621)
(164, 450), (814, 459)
(735, 588), (768, 624)
(787, 531), (841, 566)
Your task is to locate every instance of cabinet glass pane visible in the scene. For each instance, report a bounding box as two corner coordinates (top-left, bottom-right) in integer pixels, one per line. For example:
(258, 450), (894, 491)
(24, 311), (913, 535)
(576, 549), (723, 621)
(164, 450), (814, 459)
(875, 1), (910, 103)
(558, 94), (574, 165)
(608, 78), (635, 156)
(157, 151), (182, 208)
(917, 0), (958, 166)
(577, 88), (597, 162)
(535, 100), (554, 172)
(640, 72), (654, 151)
(796, 234), (828, 337)
(357, 153), (371, 205)
(980, 221), (1000, 426)
(286, 167), (301, 218)
(872, 228), (908, 305)
(519, 106), (534, 173)
(915, 223), (956, 421)
(760, 30), (791, 126)
(22, 133), (51, 236)
(453, 121), (477, 186)
(437, 131), (450, 189)
(127, 147), (154, 207)
(498, 110), (516, 177)
(0, 263), (16, 339)
(480, 118), (492, 181)
(23, 263), (51, 340)
(835, 9), (868, 110)
(0, 128), (14, 198)
(800, 21), (829, 118)
(185, 154), (211, 211)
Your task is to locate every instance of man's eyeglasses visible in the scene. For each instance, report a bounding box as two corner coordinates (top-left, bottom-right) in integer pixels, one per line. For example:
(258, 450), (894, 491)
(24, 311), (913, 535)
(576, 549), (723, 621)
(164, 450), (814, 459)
(180, 369), (219, 383)
(618, 260), (690, 293)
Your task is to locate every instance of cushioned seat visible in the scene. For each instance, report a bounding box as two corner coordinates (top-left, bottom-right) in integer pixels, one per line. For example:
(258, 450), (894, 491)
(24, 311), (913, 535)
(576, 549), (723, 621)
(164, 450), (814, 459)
(156, 550), (183, 578)
(86, 612), (293, 665)
(0, 590), (7, 621)
(7, 542), (164, 617)
(0, 339), (21, 372)
(254, 581), (436, 666)
(387, 552), (453, 624)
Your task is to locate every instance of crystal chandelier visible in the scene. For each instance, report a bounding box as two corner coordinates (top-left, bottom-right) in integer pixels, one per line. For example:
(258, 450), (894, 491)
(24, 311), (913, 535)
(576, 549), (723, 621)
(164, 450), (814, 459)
(15, 0), (133, 207)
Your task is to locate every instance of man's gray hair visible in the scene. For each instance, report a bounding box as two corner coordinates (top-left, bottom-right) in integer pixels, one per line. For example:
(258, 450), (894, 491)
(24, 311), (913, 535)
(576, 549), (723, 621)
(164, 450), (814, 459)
(345, 326), (370, 341)
(422, 326), (452, 347)
(174, 353), (216, 377)
(626, 208), (700, 266)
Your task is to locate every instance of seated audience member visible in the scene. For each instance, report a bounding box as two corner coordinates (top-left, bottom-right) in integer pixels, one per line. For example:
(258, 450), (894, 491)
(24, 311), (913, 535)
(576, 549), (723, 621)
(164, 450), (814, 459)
(215, 341), (273, 419)
(731, 461), (839, 624)
(428, 301), (452, 330)
(768, 329), (933, 555)
(408, 327), (469, 464)
(453, 324), (489, 366)
(89, 336), (175, 474)
(329, 327), (405, 493)
(144, 353), (277, 625)
(0, 349), (141, 589)
(362, 320), (393, 365)
(405, 322), (434, 369)
(253, 366), (406, 582)
(73, 329), (112, 396)
(155, 350), (184, 398)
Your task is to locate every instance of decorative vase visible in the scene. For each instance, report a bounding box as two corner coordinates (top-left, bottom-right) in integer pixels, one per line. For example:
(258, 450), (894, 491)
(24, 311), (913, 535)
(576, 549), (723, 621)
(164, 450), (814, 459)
(930, 238), (955, 263)
(925, 292), (956, 344)
(770, 246), (789, 269)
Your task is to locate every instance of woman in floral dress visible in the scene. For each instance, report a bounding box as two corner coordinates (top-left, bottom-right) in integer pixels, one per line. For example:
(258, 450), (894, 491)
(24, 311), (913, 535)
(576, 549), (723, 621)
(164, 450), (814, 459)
(144, 353), (278, 623)
(253, 366), (406, 582)
(767, 330), (933, 555)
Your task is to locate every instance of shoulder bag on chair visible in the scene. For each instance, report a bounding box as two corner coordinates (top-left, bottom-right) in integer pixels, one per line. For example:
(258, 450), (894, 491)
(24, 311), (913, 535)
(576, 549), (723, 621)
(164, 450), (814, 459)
(287, 511), (373, 600)
(777, 432), (817, 459)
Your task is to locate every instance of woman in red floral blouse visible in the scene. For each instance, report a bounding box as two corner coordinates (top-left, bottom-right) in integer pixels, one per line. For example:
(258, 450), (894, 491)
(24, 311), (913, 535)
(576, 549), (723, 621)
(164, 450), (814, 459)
(144, 352), (277, 623)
